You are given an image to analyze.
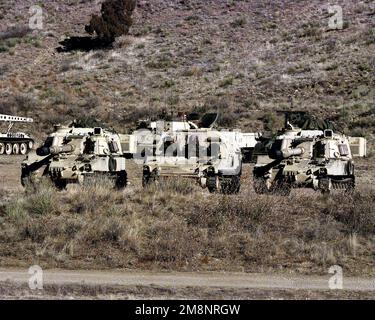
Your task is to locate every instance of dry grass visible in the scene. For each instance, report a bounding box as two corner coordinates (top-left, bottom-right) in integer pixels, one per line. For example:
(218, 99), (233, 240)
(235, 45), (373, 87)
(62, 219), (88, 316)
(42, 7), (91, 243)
(0, 175), (374, 275)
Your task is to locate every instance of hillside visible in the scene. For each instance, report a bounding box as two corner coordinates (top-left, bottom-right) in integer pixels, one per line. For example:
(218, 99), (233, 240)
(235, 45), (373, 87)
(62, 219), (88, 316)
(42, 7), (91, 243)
(0, 0), (374, 147)
(0, 1), (375, 282)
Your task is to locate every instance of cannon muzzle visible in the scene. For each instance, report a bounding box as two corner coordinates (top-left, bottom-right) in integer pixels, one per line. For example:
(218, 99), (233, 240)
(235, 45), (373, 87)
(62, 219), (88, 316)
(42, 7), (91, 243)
(281, 147), (304, 158)
(269, 138), (305, 160)
(49, 144), (75, 155)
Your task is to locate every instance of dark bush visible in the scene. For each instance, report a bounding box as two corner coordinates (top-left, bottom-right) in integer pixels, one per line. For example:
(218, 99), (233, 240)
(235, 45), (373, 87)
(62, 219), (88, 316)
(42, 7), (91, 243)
(85, 0), (137, 44)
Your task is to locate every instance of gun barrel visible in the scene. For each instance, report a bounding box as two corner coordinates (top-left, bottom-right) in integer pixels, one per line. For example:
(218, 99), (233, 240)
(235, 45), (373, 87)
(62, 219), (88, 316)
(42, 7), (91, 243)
(281, 147), (304, 158)
(49, 144), (75, 155)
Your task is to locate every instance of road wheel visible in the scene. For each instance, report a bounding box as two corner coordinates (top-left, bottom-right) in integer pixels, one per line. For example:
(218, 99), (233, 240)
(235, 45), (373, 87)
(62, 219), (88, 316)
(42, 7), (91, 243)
(221, 176), (241, 195)
(233, 176), (241, 194)
(5, 143), (12, 155)
(142, 171), (158, 187)
(142, 173), (150, 187)
(12, 143), (20, 155)
(21, 167), (31, 187)
(115, 171), (127, 189)
(28, 141), (34, 150)
(319, 178), (332, 195)
(21, 167), (39, 189)
(0, 143), (5, 154)
(20, 143), (28, 155)
(345, 178), (355, 193)
(207, 175), (219, 193)
(54, 179), (67, 191)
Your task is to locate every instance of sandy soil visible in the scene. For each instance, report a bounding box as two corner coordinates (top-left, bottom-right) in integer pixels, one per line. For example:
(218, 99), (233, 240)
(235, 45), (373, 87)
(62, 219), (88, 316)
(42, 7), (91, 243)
(0, 268), (375, 300)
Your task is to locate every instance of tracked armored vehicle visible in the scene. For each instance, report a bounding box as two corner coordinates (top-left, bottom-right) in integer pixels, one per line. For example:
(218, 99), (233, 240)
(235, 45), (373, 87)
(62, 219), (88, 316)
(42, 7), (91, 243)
(21, 124), (127, 190)
(0, 114), (34, 155)
(126, 113), (261, 163)
(142, 128), (242, 194)
(253, 111), (356, 194)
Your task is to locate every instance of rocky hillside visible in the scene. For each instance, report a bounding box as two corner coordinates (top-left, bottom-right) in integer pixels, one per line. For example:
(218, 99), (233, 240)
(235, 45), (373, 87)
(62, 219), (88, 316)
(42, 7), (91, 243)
(0, 0), (374, 148)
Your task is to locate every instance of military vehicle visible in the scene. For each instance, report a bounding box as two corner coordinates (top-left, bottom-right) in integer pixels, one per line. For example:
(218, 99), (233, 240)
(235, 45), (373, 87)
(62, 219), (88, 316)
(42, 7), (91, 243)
(0, 114), (34, 155)
(253, 111), (356, 194)
(348, 136), (367, 158)
(142, 129), (242, 194)
(126, 113), (261, 163)
(131, 113), (219, 159)
(21, 124), (127, 190)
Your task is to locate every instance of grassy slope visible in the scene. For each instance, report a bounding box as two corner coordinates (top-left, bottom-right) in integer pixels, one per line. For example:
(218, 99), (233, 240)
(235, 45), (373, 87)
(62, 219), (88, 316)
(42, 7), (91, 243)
(0, 0), (374, 143)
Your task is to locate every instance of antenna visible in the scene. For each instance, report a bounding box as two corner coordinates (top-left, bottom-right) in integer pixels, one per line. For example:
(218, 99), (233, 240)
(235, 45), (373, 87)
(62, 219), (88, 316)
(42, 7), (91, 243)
(288, 96), (294, 109)
(0, 114), (34, 123)
(0, 114), (34, 134)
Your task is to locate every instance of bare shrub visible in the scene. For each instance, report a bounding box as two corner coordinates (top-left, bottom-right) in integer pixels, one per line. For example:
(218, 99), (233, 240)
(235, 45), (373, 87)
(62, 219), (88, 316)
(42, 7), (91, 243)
(324, 190), (375, 235)
(186, 195), (272, 231)
(141, 216), (202, 266)
(60, 59), (75, 72)
(0, 26), (30, 41)
(217, 113), (238, 127)
(153, 177), (196, 194)
(0, 64), (9, 76)
(25, 181), (57, 215)
(0, 94), (36, 115)
(82, 216), (126, 244)
(309, 243), (337, 266)
(63, 218), (84, 237)
(80, 96), (100, 110)
(67, 176), (123, 215)
(4, 198), (28, 224)
(20, 218), (48, 242)
(125, 107), (157, 123)
(298, 215), (344, 242)
(101, 217), (125, 242)
(204, 96), (230, 111)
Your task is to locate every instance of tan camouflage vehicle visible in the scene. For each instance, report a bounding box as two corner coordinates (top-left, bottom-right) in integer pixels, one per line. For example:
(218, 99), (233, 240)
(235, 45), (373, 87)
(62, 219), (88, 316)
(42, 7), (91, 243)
(21, 124), (127, 190)
(142, 128), (242, 194)
(126, 113), (261, 163)
(253, 112), (356, 195)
